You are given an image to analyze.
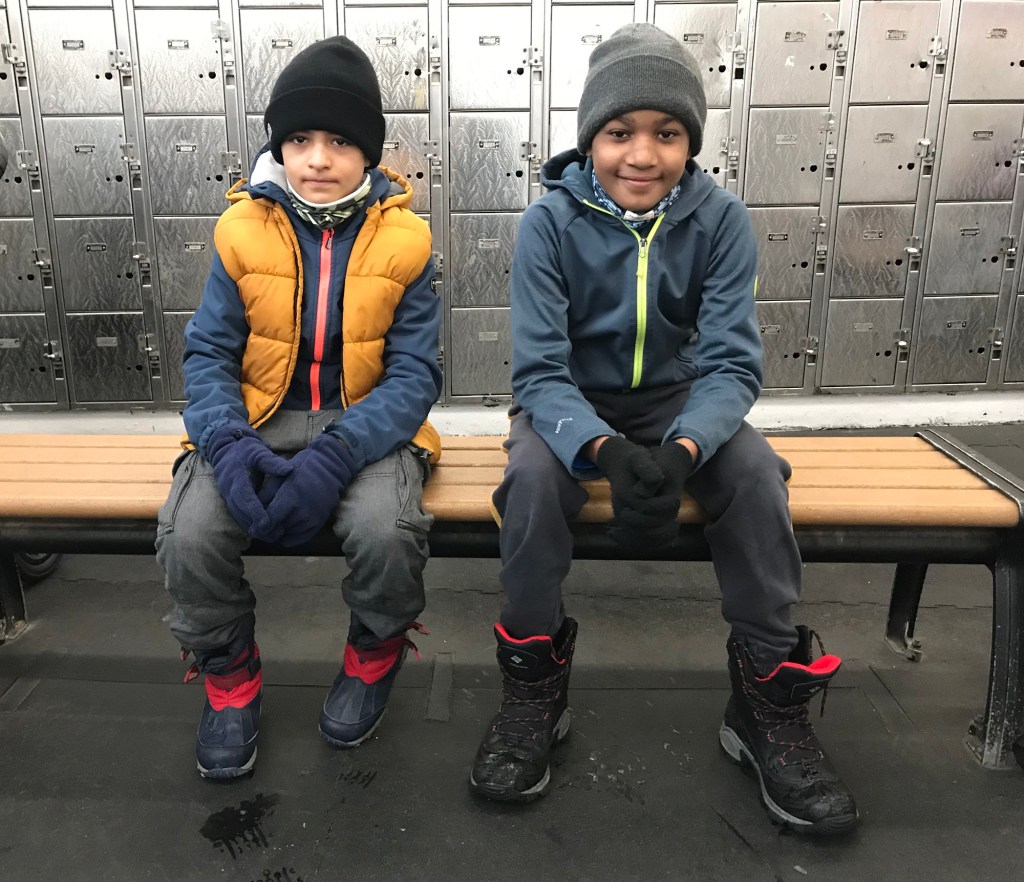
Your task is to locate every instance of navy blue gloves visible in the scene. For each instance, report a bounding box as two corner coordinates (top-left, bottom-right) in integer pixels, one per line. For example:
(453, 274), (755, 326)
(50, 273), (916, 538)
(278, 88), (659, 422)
(260, 433), (357, 547)
(596, 436), (694, 549)
(205, 421), (294, 542)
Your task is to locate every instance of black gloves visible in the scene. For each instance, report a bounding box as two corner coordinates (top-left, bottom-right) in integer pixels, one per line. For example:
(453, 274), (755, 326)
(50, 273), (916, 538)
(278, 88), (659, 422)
(596, 437), (694, 549)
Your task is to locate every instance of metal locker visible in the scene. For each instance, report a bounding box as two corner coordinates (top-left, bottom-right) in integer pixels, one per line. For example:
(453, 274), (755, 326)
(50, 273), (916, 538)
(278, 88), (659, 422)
(820, 298), (902, 387)
(241, 8), (324, 114)
(449, 307), (512, 395)
(65, 312), (152, 402)
(548, 109), (577, 157)
(54, 217), (140, 312)
(950, 1), (1024, 102)
(42, 117), (131, 216)
(449, 112), (529, 211)
(135, 9), (225, 114)
(154, 217), (217, 310)
(698, 108), (729, 186)
(0, 12), (18, 114)
(748, 207), (817, 300)
(935, 103), (1024, 202)
(750, 3), (839, 107)
(912, 295), (997, 385)
(161, 311), (192, 401)
(449, 213), (519, 306)
(27, 8), (121, 115)
(1005, 294), (1024, 382)
(145, 116), (230, 215)
(653, 3), (734, 109)
(344, 7), (427, 112)
(830, 204), (914, 298)
(744, 108), (825, 206)
(755, 300), (809, 388)
(849, 1), (939, 104)
(246, 114), (266, 165)
(0, 118), (31, 216)
(382, 113), (429, 213)
(839, 105), (927, 203)
(448, 6), (531, 110)
(0, 314), (57, 403)
(0, 219), (45, 312)
(549, 5), (634, 109)
(924, 201), (1012, 295)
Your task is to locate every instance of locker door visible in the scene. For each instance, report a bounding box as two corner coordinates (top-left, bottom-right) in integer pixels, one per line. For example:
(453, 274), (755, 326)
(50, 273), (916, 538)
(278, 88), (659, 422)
(383, 113), (430, 213)
(850, 1), (939, 104)
(161, 311), (192, 401)
(839, 105), (927, 203)
(145, 117), (229, 215)
(756, 300), (809, 388)
(831, 204), (914, 298)
(154, 217), (217, 311)
(744, 108), (825, 205)
(0, 119), (31, 217)
(820, 298), (902, 387)
(449, 307), (512, 395)
(0, 219), (46, 312)
(241, 8), (324, 114)
(748, 207), (817, 301)
(0, 11), (18, 113)
(935, 104), (1024, 202)
(135, 9), (225, 114)
(924, 202), (1012, 296)
(42, 117), (131, 216)
(0, 315), (58, 403)
(448, 7), (531, 110)
(950, 1), (1024, 101)
(654, 3), (735, 109)
(449, 112), (529, 211)
(549, 5), (634, 109)
(65, 313), (153, 402)
(54, 217), (140, 311)
(912, 295), (997, 384)
(345, 7), (427, 112)
(750, 3), (839, 106)
(549, 109), (577, 157)
(450, 213), (519, 307)
(1005, 295), (1024, 382)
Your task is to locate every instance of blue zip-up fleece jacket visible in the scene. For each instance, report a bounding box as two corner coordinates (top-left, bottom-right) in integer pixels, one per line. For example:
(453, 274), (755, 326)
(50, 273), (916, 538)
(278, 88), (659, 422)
(182, 148), (442, 469)
(512, 150), (762, 478)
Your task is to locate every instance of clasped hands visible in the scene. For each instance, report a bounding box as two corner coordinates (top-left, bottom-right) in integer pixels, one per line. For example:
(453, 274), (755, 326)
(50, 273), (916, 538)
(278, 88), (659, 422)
(595, 436), (694, 549)
(205, 421), (356, 546)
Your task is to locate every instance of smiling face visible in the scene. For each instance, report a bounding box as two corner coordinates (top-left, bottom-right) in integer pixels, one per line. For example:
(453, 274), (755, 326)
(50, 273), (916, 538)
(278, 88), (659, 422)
(587, 110), (690, 212)
(280, 129), (368, 203)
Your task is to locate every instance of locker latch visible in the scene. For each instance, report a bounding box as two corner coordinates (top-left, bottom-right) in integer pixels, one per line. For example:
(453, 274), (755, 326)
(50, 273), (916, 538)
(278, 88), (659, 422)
(211, 20), (231, 42)
(811, 215), (828, 233)
(825, 29), (845, 51)
(819, 112), (835, 133)
(905, 236), (922, 273)
(220, 151), (242, 179)
(120, 143), (142, 189)
(108, 49), (131, 76)
(726, 31), (745, 73)
(726, 141), (740, 183)
(824, 148), (837, 180)
(895, 329), (910, 363)
(928, 36), (946, 75)
(988, 327), (1003, 361)
(423, 140), (443, 190)
(1012, 138), (1023, 158)
(527, 47), (543, 69)
(429, 36), (441, 76)
(15, 150), (41, 191)
(31, 246), (53, 286)
(131, 242), (151, 272)
(43, 340), (65, 380)
(432, 250), (444, 276)
(801, 336), (818, 366)
(1, 42), (26, 84)
(914, 139), (935, 176)
(137, 333), (162, 378)
(1000, 236), (1017, 269)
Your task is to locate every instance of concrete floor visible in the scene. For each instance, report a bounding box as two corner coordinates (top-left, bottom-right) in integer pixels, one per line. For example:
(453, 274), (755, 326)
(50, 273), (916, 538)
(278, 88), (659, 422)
(3, 421), (1024, 880)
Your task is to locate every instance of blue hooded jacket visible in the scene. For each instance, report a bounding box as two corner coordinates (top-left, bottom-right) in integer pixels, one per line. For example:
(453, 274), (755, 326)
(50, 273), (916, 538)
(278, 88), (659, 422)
(510, 150), (762, 477)
(182, 148), (442, 469)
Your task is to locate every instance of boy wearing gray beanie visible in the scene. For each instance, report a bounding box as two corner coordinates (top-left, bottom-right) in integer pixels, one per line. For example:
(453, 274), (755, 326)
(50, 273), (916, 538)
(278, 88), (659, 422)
(469, 23), (858, 835)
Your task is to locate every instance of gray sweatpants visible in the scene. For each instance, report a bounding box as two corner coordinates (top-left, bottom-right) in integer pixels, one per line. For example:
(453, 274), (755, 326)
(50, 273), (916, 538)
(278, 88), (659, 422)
(491, 399), (802, 668)
(155, 409), (433, 657)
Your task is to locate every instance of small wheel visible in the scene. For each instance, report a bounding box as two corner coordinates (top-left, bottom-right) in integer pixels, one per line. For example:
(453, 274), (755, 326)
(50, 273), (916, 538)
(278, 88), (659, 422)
(14, 552), (64, 586)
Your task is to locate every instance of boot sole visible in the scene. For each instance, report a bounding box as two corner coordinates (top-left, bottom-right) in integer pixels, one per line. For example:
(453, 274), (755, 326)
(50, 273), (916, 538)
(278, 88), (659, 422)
(319, 709), (387, 749)
(198, 747), (257, 780)
(468, 710), (571, 803)
(719, 723), (859, 835)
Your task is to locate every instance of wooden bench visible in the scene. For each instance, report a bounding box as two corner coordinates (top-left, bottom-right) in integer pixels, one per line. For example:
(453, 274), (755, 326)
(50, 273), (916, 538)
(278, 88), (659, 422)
(0, 430), (1022, 769)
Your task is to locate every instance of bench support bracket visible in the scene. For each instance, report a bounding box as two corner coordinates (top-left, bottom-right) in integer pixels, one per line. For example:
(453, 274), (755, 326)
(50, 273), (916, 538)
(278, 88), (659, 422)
(886, 563), (926, 661)
(0, 550), (27, 644)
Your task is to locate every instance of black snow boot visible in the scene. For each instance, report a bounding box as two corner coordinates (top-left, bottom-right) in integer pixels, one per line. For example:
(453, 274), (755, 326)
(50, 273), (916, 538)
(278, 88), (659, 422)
(469, 617), (577, 802)
(719, 626), (859, 835)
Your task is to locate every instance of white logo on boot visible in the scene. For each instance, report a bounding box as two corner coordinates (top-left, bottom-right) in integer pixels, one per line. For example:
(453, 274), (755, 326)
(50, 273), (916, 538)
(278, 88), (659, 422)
(510, 654), (523, 665)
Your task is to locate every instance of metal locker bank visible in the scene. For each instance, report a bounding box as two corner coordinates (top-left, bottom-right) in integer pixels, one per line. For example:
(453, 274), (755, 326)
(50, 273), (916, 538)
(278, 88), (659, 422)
(0, 0), (1021, 409)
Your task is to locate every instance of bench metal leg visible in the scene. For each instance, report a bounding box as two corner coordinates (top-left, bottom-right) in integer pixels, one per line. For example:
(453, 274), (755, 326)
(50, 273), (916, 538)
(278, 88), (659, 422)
(965, 533), (1024, 769)
(0, 550), (27, 645)
(886, 563), (926, 662)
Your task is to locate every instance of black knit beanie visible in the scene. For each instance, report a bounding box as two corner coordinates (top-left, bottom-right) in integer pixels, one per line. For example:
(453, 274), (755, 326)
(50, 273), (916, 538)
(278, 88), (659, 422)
(264, 36), (385, 167)
(576, 23), (707, 157)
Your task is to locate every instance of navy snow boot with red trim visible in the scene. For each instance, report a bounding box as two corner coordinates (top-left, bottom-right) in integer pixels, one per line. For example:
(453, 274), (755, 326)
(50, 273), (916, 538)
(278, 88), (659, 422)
(319, 625), (424, 748)
(719, 626), (859, 835)
(185, 638), (263, 780)
(470, 617), (577, 802)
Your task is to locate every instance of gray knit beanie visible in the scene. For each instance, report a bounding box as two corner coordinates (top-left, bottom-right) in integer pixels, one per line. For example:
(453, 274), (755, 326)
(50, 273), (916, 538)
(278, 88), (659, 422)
(576, 23), (707, 157)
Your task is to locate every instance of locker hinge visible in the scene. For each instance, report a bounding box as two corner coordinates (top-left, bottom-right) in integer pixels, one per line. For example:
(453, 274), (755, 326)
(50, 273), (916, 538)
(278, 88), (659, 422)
(801, 336), (818, 366)
(131, 242), (151, 271)
(137, 333), (162, 378)
(819, 112), (836, 133)
(1, 43), (27, 87)
(108, 49), (131, 75)
(220, 151), (242, 179)
(811, 215), (828, 233)
(914, 138), (935, 176)
(928, 35), (946, 75)
(988, 327), (1003, 361)
(1000, 235), (1017, 269)
(211, 20), (231, 41)
(1012, 138), (1023, 158)
(726, 31), (745, 69)
(43, 340), (65, 379)
(521, 140), (541, 184)
(895, 328), (911, 363)
(825, 29), (845, 51)
(15, 150), (41, 190)
(31, 246), (53, 285)
(121, 143), (142, 188)
(423, 140), (443, 189)
(429, 36), (441, 75)
(432, 250), (444, 276)
(726, 139), (740, 183)
(527, 46), (543, 70)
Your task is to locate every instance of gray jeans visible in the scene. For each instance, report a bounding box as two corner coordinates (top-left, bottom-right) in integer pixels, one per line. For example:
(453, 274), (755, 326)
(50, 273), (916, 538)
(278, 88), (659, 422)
(155, 409), (433, 656)
(491, 410), (802, 668)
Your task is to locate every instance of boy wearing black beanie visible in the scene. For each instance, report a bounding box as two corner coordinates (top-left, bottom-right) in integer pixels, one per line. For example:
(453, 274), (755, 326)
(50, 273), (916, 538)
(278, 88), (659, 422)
(156, 36), (442, 779)
(469, 23), (858, 835)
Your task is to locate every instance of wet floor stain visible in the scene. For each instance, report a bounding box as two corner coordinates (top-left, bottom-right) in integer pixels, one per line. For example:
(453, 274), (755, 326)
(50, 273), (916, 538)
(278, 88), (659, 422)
(249, 869), (304, 882)
(200, 792), (280, 859)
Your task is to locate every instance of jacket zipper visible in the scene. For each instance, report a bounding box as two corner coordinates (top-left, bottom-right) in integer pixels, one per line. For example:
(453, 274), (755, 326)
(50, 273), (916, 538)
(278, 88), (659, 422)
(583, 201), (665, 388)
(309, 228), (334, 411)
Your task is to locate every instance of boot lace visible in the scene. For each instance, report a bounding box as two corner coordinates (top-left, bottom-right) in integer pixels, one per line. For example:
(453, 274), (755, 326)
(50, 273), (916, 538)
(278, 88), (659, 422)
(492, 670), (566, 746)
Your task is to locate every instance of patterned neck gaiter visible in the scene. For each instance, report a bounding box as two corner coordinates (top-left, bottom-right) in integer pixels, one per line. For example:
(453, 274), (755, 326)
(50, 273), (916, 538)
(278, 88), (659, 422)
(591, 168), (683, 229)
(286, 173), (373, 230)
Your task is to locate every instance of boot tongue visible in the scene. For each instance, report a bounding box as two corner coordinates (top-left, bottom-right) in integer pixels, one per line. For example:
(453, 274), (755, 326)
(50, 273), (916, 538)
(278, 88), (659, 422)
(498, 641), (555, 681)
(758, 655), (842, 705)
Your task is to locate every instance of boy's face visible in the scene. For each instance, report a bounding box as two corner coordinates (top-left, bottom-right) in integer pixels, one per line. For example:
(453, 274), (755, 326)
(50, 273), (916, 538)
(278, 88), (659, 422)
(587, 111), (690, 212)
(280, 130), (367, 203)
